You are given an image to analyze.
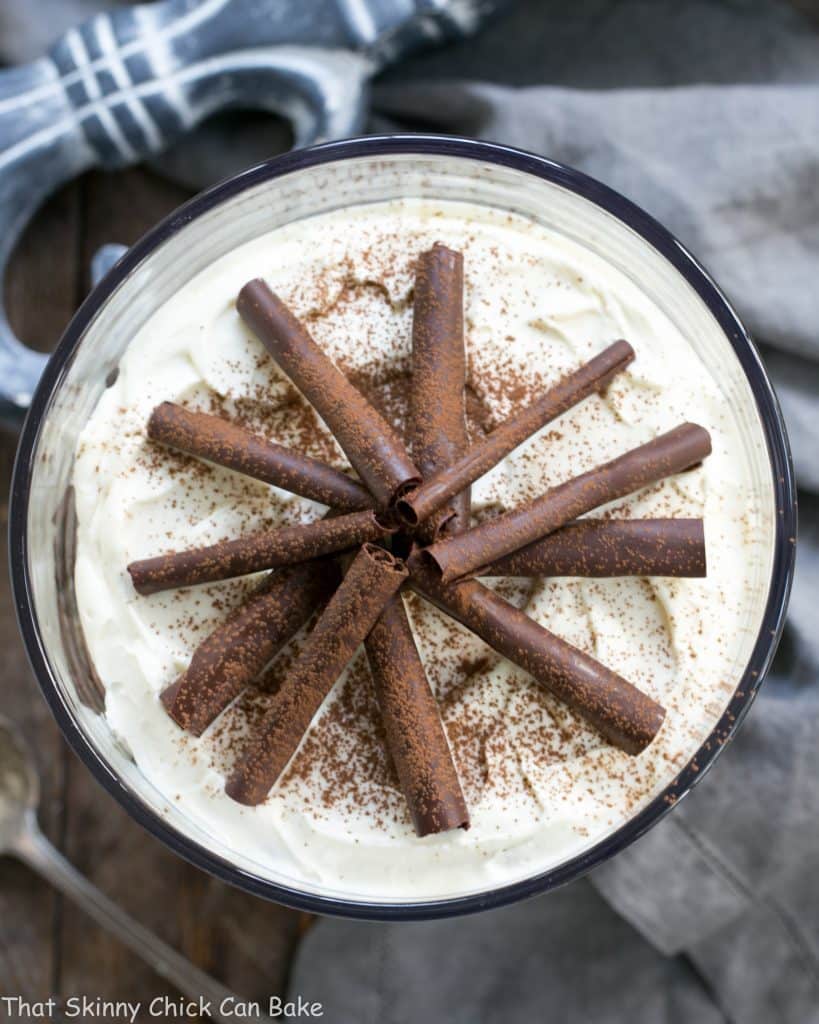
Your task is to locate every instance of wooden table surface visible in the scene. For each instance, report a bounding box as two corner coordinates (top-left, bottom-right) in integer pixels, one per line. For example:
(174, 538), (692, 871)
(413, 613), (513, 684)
(0, 168), (308, 1019)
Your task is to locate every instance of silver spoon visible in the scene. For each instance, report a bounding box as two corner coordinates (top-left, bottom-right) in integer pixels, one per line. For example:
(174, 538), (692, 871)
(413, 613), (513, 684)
(0, 717), (274, 1024)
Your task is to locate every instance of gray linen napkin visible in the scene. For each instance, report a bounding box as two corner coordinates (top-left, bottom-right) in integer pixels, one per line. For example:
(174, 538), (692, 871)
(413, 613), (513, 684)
(4, 2), (819, 1021)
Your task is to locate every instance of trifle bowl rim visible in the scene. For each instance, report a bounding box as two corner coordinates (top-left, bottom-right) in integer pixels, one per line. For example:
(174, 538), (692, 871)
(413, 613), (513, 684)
(9, 133), (797, 921)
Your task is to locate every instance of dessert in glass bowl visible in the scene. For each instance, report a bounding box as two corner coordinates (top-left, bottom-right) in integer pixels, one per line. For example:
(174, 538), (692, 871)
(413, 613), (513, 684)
(12, 138), (793, 916)
(72, 191), (768, 899)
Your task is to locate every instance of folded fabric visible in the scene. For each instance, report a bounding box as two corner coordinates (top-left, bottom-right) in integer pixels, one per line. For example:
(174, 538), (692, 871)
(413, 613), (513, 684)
(286, 881), (726, 1024)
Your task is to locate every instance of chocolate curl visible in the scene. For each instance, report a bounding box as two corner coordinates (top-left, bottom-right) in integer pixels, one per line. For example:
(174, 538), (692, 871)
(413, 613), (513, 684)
(128, 509), (393, 596)
(162, 561), (338, 736)
(365, 593), (469, 837)
(148, 402), (372, 512)
(362, 250), (473, 834)
(237, 279), (420, 507)
(397, 339), (635, 528)
(408, 551), (665, 755)
(226, 543), (409, 806)
(426, 423), (712, 583)
(410, 244), (470, 540)
(482, 518), (706, 578)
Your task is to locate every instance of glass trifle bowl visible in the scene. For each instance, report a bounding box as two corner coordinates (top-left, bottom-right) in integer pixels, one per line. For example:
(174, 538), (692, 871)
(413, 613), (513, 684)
(10, 135), (795, 919)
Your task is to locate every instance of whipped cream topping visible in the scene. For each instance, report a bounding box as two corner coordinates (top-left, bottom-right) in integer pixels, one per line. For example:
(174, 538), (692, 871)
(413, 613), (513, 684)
(72, 199), (772, 900)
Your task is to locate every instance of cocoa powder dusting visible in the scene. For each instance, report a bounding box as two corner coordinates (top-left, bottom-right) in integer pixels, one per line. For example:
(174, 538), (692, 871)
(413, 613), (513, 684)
(108, 224), (711, 839)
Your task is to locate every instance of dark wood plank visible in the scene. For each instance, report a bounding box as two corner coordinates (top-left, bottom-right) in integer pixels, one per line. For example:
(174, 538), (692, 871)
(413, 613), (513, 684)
(0, 178), (82, 1003)
(787, 0), (819, 26)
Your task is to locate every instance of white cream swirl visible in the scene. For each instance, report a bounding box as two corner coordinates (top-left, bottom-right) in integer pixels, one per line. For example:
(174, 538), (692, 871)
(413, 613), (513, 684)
(73, 199), (770, 900)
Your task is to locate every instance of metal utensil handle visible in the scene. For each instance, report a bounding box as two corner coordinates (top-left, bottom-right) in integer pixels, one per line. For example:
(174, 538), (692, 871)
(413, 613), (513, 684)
(15, 815), (274, 1024)
(0, 0), (377, 428)
(0, 0), (510, 428)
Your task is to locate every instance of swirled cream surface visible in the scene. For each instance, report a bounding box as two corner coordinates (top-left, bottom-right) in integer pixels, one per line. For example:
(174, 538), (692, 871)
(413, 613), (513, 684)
(73, 199), (772, 900)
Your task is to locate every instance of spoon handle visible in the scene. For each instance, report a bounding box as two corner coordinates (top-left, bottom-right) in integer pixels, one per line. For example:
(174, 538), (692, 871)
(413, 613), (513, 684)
(14, 817), (273, 1024)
